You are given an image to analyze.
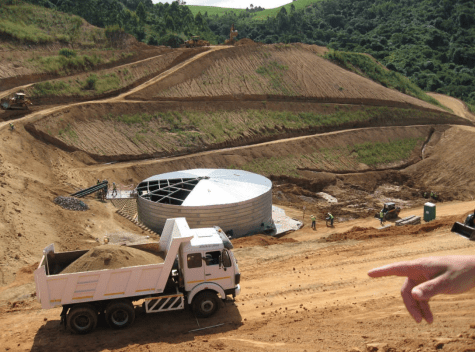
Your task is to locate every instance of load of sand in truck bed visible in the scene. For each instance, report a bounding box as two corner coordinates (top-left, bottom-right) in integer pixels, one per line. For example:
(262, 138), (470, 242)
(61, 245), (165, 274)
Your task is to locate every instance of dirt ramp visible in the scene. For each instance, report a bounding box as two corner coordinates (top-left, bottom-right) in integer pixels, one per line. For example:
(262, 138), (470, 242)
(61, 245), (164, 274)
(405, 125), (475, 195)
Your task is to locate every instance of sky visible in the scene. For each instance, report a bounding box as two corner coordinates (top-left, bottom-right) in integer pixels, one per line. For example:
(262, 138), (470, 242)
(151, 0), (292, 9)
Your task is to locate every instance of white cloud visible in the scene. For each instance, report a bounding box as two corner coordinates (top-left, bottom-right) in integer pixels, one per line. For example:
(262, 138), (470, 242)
(152, 0), (291, 10)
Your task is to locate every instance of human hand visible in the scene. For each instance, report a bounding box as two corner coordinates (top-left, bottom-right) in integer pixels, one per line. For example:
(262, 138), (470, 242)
(368, 256), (475, 323)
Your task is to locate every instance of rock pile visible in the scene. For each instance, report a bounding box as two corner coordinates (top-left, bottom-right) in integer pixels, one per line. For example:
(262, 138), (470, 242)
(53, 196), (89, 211)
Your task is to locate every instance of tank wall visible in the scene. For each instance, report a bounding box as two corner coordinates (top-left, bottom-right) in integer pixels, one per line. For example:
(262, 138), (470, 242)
(138, 189), (272, 237)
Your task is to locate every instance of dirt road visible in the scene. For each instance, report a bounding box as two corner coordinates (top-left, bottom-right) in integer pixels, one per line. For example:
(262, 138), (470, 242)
(428, 93), (475, 122)
(1, 204), (475, 351)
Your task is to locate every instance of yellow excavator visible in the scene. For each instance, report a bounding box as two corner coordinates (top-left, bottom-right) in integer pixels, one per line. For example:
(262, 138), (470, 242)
(1, 92), (32, 110)
(224, 24), (238, 45)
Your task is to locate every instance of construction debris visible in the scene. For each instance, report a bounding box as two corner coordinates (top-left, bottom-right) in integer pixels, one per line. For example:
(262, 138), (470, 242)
(53, 196), (89, 211)
(396, 215), (421, 226)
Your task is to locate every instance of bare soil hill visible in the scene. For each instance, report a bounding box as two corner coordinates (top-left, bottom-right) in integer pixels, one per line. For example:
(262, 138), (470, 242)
(127, 44), (446, 113)
(2, 37), (475, 352)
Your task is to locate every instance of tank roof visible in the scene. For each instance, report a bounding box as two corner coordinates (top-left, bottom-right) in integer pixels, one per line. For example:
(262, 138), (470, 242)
(137, 169), (271, 207)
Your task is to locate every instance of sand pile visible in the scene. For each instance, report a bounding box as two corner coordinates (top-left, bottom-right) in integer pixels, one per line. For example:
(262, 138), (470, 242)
(61, 245), (164, 274)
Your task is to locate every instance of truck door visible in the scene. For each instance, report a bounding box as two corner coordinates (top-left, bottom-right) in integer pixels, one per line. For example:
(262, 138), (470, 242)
(204, 250), (233, 289)
(184, 252), (205, 291)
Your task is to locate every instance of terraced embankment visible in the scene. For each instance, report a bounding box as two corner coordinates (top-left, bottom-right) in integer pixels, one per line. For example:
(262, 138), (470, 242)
(26, 101), (468, 162)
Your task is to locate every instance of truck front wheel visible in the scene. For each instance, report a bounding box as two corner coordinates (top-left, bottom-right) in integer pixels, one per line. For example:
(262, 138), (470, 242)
(192, 291), (219, 318)
(67, 304), (98, 334)
(105, 300), (135, 329)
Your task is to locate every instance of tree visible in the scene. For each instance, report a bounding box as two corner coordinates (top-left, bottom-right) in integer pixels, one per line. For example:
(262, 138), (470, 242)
(136, 1), (146, 23)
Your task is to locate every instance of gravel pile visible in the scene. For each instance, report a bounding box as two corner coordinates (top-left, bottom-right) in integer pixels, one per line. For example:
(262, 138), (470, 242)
(54, 196), (89, 211)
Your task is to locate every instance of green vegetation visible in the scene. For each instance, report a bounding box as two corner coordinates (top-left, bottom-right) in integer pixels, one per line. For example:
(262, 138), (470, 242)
(32, 52), (103, 75)
(351, 137), (423, 165)
(256, 60), (292, 95)
(203, 0), (475, 107)
(20, 0), (217, 47)
(237, 137), (424, 177)
(31, 72), (121, 97)
(98, 107), (448, 154)
(324, 50), (444, 108)
(0, 1), (83, 44)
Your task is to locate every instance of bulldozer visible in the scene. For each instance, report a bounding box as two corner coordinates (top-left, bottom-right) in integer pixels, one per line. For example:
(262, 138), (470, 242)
(451, 211), (475, 240)
(224, 23), (238, 45)
(1, 92), (32, 110)
(184, 36), (210, 48)
(374, 202), (401, 221)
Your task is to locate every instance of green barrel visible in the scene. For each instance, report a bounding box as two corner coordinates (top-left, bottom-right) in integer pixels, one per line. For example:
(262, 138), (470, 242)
(424, 202), (436, 222)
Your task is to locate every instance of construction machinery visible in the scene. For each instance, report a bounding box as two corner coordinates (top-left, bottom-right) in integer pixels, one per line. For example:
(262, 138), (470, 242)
(224, 23), (238, 45)
(1, 92), (32, 110)
(374, 202), (401, 221)
(184, 36), (210, 48)
(451, 212), (475, 240)
(34, 218), (241, 334)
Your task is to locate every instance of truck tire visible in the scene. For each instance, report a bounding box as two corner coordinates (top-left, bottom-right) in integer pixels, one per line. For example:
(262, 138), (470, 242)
(67, 304), (98, 334)
(192, 291), (219, 318)
(105, 300), (135, 329)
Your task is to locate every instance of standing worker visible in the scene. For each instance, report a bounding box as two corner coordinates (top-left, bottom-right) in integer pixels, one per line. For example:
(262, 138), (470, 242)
(112, 182), (117, 197)
(310, 214), (316, 231)
(326, 212), (334, 227)
(9, 123), (14, 131)
(380, 209), (385, 226)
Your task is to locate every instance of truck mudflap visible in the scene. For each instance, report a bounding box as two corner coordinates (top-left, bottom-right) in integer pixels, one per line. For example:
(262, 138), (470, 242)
(451, 222), (475, 240)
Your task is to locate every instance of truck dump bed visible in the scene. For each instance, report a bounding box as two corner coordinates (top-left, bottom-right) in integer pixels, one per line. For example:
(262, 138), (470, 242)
(35, 218), (193, 309)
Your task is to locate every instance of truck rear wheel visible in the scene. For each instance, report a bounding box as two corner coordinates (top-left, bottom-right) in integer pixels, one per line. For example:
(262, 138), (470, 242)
(67, 304), (98, 334)
(105, 300), (135, 329)
(192, 291), (219, 318)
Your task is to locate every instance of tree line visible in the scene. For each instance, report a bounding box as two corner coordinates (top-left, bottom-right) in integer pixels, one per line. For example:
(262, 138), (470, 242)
(11, 0), (475, 108)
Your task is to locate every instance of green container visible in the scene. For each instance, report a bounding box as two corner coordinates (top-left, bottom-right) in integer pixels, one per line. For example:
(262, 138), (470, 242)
(424, 202), (436, 222)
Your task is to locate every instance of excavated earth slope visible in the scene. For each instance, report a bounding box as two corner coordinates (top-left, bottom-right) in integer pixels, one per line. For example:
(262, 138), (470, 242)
(127, 44), (446, 113)
(27, 102), (467, 162)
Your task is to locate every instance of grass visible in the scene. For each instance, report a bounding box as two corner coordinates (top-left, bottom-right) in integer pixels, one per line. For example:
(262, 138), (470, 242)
(188, 0), (326, 21)
(256, 60), (292, 95)
(324, 50), (447, 110)
(31, 72), (120, 97)
(350, 137), (424, 166)
(0, 2), (84, 44)
(95, 106), (449, 154)
(33, 53), (103, 74)
(237, 137), (424, 177)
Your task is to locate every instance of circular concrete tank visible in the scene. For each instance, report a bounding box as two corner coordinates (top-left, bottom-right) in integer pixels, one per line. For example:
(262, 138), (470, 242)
(136, 169), (273, 237)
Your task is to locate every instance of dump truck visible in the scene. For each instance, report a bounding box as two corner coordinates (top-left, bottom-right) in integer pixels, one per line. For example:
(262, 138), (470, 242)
(34, 218), (241, 334)
(374, 202), (401, 221)
(451, 212), (475, 240)
(184, 36), (210, 48)
(0, 92), (32, 110)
